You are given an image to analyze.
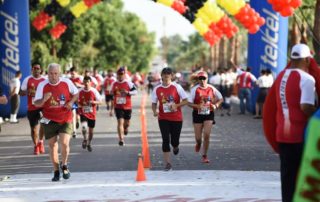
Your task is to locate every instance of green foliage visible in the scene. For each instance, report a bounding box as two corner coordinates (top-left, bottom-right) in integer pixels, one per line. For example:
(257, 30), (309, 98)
(30, 0), (155, 73)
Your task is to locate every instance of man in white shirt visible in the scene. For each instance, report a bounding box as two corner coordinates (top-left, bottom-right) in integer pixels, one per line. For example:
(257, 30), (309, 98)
(10, 71), (22, 123)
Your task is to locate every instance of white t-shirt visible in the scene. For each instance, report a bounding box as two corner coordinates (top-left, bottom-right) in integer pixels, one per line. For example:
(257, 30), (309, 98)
(10, 78), (20, 95)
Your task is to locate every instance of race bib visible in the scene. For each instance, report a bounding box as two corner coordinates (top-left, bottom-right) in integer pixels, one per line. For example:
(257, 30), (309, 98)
(40, 117), (51, 124)
(32, 97), (35, 105)
(107, 85), (111, 91)
(116, 97), (126, 105)
(60, 100), (65, 106)
(83, 106), (93, 113)
(198, 105), (210, 115)
(163, 103), (172, 113)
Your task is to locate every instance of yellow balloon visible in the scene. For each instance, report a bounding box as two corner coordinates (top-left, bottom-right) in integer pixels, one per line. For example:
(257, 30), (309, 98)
(157, 0), (174, 7)
(196, 10), (211, 26)
(193, 18), (209, 36)
(203, 1), (224, 23)
(217, 0), (245, 15)
(70, 2), (88, 18)
(56, 0), (70, 7)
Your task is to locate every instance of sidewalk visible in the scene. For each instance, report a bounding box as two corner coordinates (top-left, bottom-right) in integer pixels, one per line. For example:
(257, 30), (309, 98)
(0, 170), (280, 202)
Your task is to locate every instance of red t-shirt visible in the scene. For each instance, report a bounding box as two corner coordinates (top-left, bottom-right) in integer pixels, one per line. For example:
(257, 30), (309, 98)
(275, 69), (315, 143)
(151, 83), (188, 121)
(110, 80), (137, 110)
(94, 74), (103, 92)
(78, 87), (101, 120)
(21, 75), (46, 111)
(69, 76), (83, 88)
(103, 76), (116, 95)
(35, 78), (78, 123)
(188, 84), (223, 112)
(237, 72), (257, 88)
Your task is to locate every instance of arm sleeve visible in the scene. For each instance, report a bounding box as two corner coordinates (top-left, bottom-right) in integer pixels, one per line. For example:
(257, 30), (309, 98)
(151, 87), (158, 104)
(34, 81), (45, 101)
(176, 84), (188, 100)
(188, 86), (196, 103)
(20, 77), (29, 91)
(300, 76), (315, 105)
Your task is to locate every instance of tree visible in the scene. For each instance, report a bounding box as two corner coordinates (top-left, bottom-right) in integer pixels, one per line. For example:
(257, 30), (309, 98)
(30, 0), (155, 73)
(313, 0), (320, 63)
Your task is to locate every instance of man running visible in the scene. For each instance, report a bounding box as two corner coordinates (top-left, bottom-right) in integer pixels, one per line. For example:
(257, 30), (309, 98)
(78, 76), (102, 152)
(20, 64), (46, 155)
(34, 63), (79, 182)
(110, 67), (137, 146)
(103, 69), (116, 112)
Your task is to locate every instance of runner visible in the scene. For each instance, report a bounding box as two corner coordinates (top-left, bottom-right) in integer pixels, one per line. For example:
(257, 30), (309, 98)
(188, 71), (223, 163)
(110, 67), (137, 146)
(34, 63), (79, 182)
(103, 69), (116, 112)
(69, 67), (83, 138)
(20, 64), (46, 155)
(78, 76), (102, 152)
(151, 67), (188, 171)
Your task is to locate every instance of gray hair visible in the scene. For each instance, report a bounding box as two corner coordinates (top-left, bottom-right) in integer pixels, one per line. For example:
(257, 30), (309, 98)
(47, 63), (61, 72)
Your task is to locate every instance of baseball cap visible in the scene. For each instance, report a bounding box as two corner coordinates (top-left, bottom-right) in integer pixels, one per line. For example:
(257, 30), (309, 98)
(161, 67), (173, 75)
(117, 66), (126, 74)
(197, 71), (207, 78)
(291, 44), (312, 59)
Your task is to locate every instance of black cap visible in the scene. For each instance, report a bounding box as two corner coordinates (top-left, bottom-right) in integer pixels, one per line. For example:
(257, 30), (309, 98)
(161, 67), (173, 75)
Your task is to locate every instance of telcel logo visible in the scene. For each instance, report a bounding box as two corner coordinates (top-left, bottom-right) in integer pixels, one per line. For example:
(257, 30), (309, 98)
(1, 10), (19, 86)
(261, 8), (279, 69)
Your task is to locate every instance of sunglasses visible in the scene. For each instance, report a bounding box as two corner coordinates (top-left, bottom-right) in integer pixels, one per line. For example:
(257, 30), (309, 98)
(198, 77), (207, 80)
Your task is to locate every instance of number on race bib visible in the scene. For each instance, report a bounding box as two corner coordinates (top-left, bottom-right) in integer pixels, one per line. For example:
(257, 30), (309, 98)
(116, 97), (126, 104)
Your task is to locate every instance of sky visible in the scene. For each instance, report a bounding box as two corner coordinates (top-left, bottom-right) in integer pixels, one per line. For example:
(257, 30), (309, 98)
(122, 0), (196, 46)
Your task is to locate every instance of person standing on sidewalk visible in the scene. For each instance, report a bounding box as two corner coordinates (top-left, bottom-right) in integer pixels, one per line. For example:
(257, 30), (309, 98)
(151, 67), (188, 171)
(9, 71), (22, 123)
(188, 71), (223, 163)
(273, 44), (316, 202)
(78, 76), (102, 152)
(20, 64), (46, 155)
(34, 63), (79, 182)
(0, 86), (8, 132)
(236, 67), (257, 114)
(109, 67), (137, 146)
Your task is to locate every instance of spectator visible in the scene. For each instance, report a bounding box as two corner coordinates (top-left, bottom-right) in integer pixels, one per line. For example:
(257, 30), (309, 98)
(9, 70), (22, 123)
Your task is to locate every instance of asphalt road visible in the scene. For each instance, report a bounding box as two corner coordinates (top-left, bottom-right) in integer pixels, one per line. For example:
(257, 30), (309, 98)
(0, 92), (279, 175)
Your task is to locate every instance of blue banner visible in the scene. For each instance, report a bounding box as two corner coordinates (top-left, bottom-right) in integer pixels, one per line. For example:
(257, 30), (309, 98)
(248, 0), (288, 112)
(0, 0), (30, 117)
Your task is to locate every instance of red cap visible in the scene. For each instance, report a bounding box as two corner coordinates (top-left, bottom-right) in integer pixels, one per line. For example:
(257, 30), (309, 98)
(197, 71), (207, 78)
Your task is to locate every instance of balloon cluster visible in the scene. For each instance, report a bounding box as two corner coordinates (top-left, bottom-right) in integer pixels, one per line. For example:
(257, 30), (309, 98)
(155, 0), (187, 14)
(49, 0), (101, 39)
(234, 4), (266, 34)
(32, 0), (70, 31)
(267, 0), (302, 17)
(193, 1), (239, 46)
(217, 0), (265, 34)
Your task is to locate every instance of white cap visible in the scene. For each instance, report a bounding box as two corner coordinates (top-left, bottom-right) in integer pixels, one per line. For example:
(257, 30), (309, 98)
(291, 44), (312, 59)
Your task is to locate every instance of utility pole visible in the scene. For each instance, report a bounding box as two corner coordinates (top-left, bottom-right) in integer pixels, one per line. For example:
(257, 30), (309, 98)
(162, 16), (168, 65)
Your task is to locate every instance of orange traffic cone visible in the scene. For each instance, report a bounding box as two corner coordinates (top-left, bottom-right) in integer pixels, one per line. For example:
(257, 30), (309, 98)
(136, 154), (146, 181)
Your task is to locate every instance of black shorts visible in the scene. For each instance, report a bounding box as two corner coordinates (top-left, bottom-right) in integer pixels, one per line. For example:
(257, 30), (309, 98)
(27, 109), (42, 127)
(105, 95), (113, 102)
(115, 108), (132, 120)
(80, 115), (96, 128)
(192, 110), (215, 124)
(257, 88), (269, 103)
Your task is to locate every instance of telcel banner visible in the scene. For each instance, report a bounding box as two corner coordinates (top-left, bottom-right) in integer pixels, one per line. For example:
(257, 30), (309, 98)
(0, 0), (30, 117)
(248, 0), (288, 109)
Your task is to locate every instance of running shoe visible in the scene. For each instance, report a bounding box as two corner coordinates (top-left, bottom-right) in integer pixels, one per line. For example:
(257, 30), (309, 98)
(61, 164), (71, 180)
(118, 141), (124, 146)
(51, 170), (60, 182)
(201, 155), (210, 163)
(72, 131), (76, 138)
(173, 147), (179, 155)
(76, 121), (79, 129)
(82, 140), (87, 149)
(38, 142), (45, 154)
(34, 145), (40, 155)
(195, 143), (201, 153)
(164, 163), (172, 171)
(87, 144), (92, 152)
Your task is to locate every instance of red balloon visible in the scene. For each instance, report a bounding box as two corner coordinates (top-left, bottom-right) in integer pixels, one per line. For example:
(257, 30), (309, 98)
(280, 6), (294, 17)
(257, 17), (266, 26)
(248, 24), (260, 34)
(171, 1), (186, 14)
(290, 0), (302, 8)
